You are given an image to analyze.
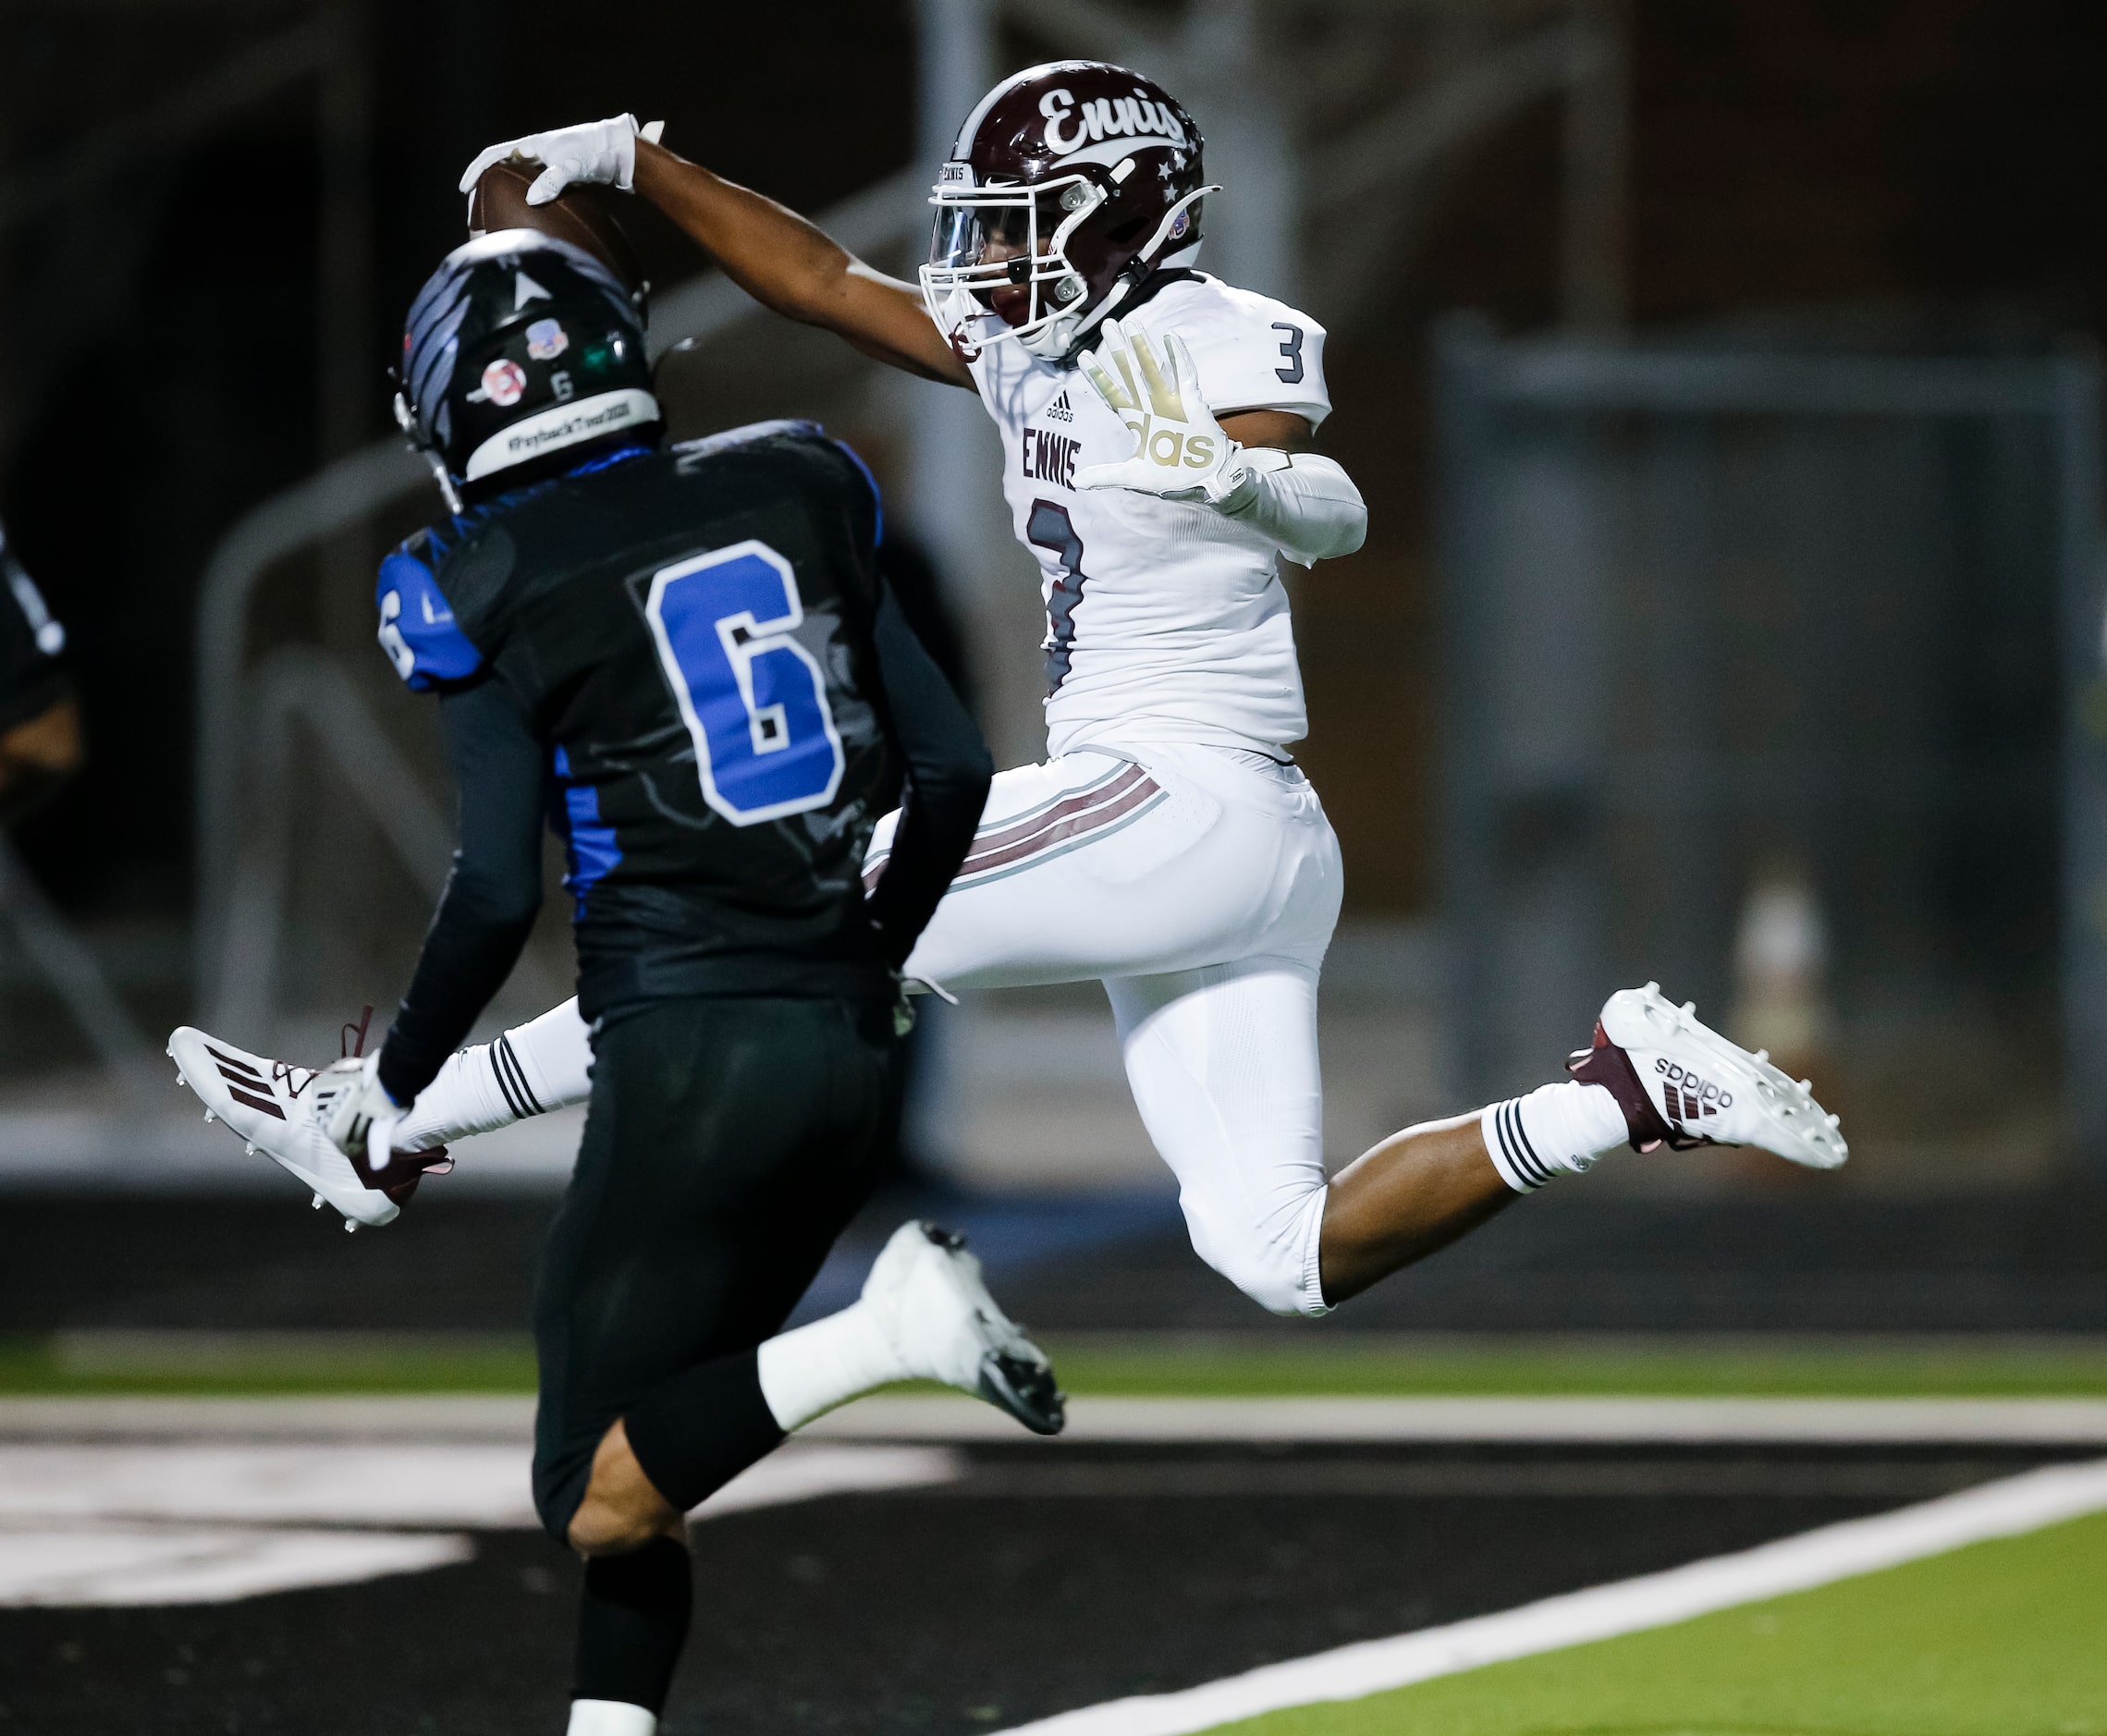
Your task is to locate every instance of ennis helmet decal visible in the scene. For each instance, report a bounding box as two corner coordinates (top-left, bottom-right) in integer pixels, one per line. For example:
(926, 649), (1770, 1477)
(922, 62), (1215, 363)
(1038, 87), (1192, 157)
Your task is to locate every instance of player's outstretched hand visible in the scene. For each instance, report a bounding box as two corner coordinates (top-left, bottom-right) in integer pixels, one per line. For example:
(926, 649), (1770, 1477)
(322, 1053), (407, 1179)
(459, 116), (667, 206)
(1074, 318), (1247, 506)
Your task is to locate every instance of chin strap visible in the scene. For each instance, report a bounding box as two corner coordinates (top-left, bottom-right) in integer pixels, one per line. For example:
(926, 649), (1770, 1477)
(392, 385), (465, 515)
(1039, 186), (1219, 365)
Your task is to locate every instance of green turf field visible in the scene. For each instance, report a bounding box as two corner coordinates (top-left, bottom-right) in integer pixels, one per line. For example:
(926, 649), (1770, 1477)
(4, 1329), (2107, 1397)
(1209, 1508), (2107, 1736)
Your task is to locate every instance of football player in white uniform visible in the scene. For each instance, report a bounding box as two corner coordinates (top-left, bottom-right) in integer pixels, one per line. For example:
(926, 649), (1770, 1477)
(175, 63), (1844, 1322)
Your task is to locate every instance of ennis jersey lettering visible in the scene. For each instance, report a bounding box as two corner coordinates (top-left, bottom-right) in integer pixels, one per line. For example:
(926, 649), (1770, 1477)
(374, 422), (900, 1011)
(966, 273), (1331, 759)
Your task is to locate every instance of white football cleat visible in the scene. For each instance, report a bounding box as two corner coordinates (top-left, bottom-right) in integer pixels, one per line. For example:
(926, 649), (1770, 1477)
(862, 1221), (1065, 1435)
(166, 1028), (447, 1229)
(1567, 984), (1847, 1169)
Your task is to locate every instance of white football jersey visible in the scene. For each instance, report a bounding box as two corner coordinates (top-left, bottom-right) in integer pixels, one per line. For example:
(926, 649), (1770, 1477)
(964, 273), (1332, 759)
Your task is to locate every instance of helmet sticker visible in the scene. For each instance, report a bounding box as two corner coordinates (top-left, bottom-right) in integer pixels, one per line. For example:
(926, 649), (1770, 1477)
(1038, 87), (1189, 157)
(462, 387), (660, 481)
(526, 318), (570, 361)
(513, 271), (552, 310)
(472, 359), (527, 408)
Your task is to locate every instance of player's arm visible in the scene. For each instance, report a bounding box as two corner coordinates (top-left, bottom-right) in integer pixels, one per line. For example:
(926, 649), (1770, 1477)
(862, 581), (993, 969)
(459, 119), (970, 387)
(632, 142), (970, 387)
(0, 531), (80, 825)
(0, 695), (82, 827)
(1075, 319), (1366, 568)
(372, 677), (546, 1111)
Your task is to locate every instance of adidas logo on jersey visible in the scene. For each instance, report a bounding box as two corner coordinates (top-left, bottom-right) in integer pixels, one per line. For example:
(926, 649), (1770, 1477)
(1046, 391), (1074, 423)
(1654, 1057), (1733, 1124)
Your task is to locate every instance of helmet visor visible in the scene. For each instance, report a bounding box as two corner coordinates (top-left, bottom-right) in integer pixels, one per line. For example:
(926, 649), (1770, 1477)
(922, 177), (1100, 334)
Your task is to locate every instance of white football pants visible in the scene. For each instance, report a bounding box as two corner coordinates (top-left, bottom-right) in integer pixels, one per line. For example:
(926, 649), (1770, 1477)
(453, 742), (1345, 1316)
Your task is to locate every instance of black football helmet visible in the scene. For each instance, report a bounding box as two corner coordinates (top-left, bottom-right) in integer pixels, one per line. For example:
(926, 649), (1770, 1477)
(396, 231), (659, 507)
(921, 61), (1215, 361)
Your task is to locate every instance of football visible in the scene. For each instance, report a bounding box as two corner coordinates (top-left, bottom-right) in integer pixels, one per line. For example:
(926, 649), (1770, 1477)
(468, 158), (646, 294)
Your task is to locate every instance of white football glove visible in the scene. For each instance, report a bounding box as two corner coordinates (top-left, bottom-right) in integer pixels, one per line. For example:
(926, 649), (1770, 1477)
(1074, 319), (1248, 507)
(324, 1053), (407, 1177)
(459, 116), (667, 206)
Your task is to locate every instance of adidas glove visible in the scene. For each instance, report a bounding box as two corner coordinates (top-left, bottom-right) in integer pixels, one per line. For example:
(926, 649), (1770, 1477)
(1074, 319), (1367, 566)
(1073, 319), (1246, 506)
(459, 116), (667, 206)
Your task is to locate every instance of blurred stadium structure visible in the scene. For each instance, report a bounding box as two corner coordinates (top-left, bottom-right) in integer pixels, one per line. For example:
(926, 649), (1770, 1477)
(1439, 324), (2107, 1180)
(3, 0), (2107, 1194)
(2, 0), (1638, 1187)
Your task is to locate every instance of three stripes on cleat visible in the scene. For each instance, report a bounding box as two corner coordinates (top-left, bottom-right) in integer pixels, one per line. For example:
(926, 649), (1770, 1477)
(196, 1043), (287, 1121)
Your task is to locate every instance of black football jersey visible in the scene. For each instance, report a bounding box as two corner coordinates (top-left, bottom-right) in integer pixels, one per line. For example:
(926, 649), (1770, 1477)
(377, 422), (921, 1015)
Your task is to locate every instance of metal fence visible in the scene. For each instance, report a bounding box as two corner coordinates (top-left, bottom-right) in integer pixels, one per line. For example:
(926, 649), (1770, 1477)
(1436, 319), (2107, 1168)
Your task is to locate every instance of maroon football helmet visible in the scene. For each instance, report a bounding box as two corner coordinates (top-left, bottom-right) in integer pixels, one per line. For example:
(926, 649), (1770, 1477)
(920, 62), (1215, 361)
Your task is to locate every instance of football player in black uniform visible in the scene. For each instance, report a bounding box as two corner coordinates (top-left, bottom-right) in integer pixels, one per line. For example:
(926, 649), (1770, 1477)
(0, 520), (81, 825)
(287, 232), (1057, 1736)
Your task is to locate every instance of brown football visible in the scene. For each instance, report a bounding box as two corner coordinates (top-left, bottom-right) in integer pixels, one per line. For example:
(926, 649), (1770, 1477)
(468, 159), (646, 294)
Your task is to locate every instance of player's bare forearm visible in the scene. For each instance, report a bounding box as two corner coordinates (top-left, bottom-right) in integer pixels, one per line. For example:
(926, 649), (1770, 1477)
(0, 697), (82, 826)
(1317, 1115), (1515, 1303)
(632, 141), (970, 387)
(1218, 410), (1314, 453)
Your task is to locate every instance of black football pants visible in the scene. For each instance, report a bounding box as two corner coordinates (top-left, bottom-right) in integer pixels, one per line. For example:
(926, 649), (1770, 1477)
(531, 993), (900, 1540)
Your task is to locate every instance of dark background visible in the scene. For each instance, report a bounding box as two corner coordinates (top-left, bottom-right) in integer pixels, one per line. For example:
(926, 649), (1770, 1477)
(6, 0), (2107, 923)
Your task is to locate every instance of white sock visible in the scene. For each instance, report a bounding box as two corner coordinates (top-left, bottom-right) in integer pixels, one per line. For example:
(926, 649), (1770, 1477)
(1480, 1081), (1628, 1193)
(755, 1302), (912, 1433)
(566, 1700), (655, 1736)
(394, 999), (594, 1152)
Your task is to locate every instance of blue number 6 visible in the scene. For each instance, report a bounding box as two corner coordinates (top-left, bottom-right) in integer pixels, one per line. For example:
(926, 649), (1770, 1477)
(644, 540), (846, 826)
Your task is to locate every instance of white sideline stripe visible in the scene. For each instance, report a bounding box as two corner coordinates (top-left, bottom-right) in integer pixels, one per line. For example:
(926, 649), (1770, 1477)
(11, 1394), (2107, 1446)
(0, 1526), (472, 1608)
(0, 1444), (959, 1608)
(807, 1394), (2107, 1444)
(0, 1395), (539, 1441)
(0, 1443), (539, 1529)
(0, 1441), (958, 1531)
(996, 1456), (2107, 1736)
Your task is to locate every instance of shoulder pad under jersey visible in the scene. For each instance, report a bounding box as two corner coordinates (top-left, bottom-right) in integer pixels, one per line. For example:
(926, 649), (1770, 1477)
(671, 420), (881, 544)
(375, 543), (483, 691)
(669, 419), (824, 464)
(1136, 275), (1332, 430)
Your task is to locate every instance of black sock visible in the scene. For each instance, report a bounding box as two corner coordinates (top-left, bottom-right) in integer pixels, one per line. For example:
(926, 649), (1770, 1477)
(622, 1346), (786, 1512)
(573, 1534), (693, 1714)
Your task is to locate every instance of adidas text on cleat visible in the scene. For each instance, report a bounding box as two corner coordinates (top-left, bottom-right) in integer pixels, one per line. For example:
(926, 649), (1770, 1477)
(1567, 984), (1847, 1170)
(166, 1027), (449, 1228)
(863, 1220), (1066, 1435)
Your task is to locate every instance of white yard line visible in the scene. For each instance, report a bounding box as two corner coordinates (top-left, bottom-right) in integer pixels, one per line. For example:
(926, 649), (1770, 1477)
(996, 1455), (2107, 1736)
(0, 1395), (538, 1442)
(0, 1440), (959, 1530)
(809, 1394), (2107, 1443)
(11, 1393), (2107, 1445)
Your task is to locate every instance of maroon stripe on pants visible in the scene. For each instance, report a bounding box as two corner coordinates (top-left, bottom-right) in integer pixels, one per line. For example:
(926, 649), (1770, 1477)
(956, 772), (1162, 878)
(957, 764), (1152, 874)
